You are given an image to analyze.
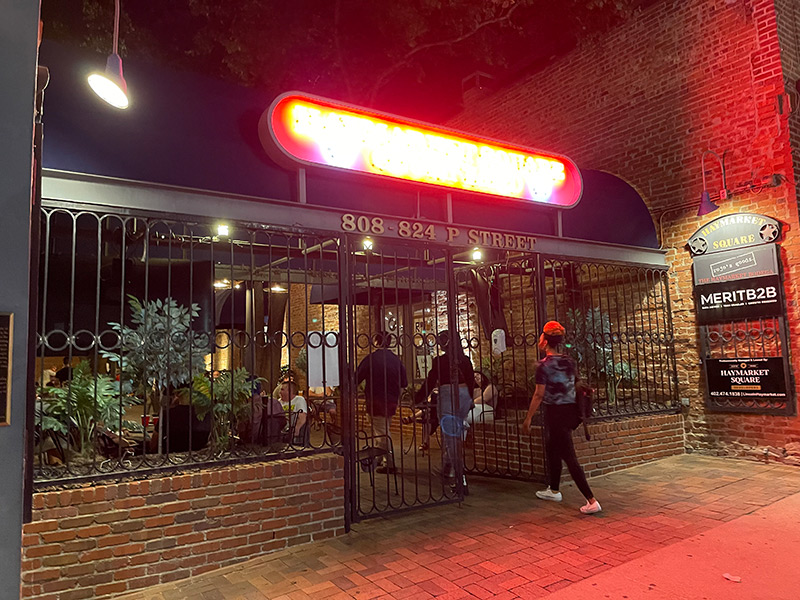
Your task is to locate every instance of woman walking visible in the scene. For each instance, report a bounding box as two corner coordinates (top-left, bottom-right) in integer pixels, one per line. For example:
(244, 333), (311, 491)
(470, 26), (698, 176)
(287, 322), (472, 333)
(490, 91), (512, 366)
(521, 321), (601, 514)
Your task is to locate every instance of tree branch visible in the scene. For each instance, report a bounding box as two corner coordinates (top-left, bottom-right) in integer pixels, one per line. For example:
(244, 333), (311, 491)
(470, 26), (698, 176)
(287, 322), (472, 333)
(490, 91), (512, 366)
(333, 0), (355, 102)
(367, 2), (523, 105)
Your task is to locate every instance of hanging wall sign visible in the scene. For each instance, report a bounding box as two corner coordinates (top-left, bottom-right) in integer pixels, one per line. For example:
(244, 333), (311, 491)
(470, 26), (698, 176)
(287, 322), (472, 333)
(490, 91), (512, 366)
(695, 274), (783, 324)
(687, 212), (781, 256)
(259, 92), (583, 208)
(705, 357), (788, 401)
(693, 244), (779, 285)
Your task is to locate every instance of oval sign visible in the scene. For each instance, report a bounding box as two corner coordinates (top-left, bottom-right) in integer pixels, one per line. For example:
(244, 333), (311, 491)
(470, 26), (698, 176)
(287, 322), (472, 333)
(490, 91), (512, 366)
(688, 212), (782, 256)
(259, 92), (583, 208)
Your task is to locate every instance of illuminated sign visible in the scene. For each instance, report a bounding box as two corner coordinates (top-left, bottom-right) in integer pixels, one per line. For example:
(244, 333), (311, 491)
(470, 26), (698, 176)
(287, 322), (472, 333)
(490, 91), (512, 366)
(259, 92), (583, 207)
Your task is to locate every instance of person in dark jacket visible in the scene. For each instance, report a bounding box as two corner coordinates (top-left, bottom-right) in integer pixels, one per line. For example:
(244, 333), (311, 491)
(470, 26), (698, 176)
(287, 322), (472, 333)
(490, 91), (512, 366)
(522, 321), (601, 514)
(356, 332), (408, 473)
(414, 330), (475, 492)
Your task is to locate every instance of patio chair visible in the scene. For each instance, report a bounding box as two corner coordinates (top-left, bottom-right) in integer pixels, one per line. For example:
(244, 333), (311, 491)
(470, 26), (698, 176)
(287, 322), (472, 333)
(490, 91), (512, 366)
(285, 410), (311, 447)
(355, 429), (399, 494)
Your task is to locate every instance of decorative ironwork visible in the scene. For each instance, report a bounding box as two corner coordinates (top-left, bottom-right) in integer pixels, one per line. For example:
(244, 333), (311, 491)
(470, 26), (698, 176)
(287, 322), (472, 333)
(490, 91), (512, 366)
(539, 257), (680, 419)
(700, 317), (794, 415)
(32, 202), (681, 527)
(33, 206), (342, 486)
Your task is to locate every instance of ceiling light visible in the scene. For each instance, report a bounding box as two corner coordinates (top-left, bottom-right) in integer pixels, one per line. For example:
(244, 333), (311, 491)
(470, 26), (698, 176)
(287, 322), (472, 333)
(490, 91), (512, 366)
(87, 0), (129, 109)
(271, 284), (287, 293)
(471, 248), (483, 261)
(217, 224), (229, 237)
(213, 280), (230, 289)
(362, 237), (374, 251)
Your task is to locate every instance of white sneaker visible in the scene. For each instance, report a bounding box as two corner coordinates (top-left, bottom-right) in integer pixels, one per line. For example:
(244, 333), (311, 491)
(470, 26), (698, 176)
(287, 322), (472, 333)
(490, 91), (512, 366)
(535, 488), (562, 502)
(580, 500), (602, 514)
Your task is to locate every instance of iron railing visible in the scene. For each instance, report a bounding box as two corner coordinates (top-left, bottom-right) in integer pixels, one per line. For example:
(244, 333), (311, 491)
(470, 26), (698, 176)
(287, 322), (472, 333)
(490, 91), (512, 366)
(34, 206), (341, 485)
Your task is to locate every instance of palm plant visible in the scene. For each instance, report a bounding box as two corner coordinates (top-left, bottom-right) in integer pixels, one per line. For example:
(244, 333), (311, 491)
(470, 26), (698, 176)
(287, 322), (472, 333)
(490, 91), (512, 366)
(566, 307), (638, 403)
(38, 361), (140, 457)
(186, 368), (264, 449)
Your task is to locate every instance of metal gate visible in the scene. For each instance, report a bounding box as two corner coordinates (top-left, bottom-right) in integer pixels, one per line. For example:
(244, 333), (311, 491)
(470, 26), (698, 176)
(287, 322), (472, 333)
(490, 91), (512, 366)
(340, 242), (680, 523)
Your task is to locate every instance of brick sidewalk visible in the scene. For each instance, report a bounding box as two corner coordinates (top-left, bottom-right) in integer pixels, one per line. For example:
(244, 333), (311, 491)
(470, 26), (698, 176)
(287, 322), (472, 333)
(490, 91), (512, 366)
(121, 455), (800, 600)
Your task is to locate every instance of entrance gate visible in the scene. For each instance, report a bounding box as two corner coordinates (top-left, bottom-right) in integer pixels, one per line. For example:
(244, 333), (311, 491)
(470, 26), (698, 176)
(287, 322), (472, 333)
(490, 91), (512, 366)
(34, 173), (679, 530)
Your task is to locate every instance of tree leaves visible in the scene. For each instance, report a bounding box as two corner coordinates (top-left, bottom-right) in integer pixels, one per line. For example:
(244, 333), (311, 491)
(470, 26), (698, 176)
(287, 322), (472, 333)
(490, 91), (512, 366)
(43, 0), (638, 118)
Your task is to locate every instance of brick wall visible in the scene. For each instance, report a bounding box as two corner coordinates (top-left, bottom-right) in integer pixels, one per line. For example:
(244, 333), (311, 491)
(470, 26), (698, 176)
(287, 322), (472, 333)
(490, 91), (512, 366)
(450, 0), (800, 458)
(469, 413), (685, 480)
(21, 454), (344, 600)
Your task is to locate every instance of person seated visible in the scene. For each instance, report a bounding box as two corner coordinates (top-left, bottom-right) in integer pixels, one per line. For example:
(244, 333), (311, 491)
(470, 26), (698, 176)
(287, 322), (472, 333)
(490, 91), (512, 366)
(467, 371), (499, 426)
(280, 380), (308, 446)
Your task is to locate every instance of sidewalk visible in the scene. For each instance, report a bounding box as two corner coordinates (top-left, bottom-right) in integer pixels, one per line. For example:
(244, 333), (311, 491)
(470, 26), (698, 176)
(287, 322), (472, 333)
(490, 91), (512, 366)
(122, 455), (800, 600)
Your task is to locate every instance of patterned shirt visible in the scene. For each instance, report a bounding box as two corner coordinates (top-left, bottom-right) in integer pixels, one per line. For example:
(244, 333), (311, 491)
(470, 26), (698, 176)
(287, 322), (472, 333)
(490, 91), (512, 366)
(535, 355), (577, 405)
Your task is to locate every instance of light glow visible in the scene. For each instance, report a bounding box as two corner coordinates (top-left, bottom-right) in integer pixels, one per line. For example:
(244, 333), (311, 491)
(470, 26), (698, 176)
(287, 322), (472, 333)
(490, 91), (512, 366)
(362, 237), (374, 250)
(472, 248), (483, 261)
(262, 93), (582, 207)
(87, 73), (129, 109)
(217, 224), (229, 236)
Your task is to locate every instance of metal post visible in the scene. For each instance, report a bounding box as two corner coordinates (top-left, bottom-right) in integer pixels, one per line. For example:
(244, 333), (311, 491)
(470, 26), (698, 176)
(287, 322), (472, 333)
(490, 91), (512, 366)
(297, 168), (307, 204)
(338, 234), (355, 530)
(446, 193), (453, 224)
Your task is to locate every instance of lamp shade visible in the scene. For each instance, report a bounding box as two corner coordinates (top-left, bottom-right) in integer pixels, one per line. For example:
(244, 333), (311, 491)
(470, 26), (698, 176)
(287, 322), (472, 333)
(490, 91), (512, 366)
(697, 190), (719, 217)
(88, 53), (129, 109)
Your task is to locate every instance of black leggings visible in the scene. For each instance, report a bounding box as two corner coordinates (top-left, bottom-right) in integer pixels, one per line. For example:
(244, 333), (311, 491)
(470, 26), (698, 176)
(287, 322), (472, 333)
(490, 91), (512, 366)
(544, 404), (593, 499)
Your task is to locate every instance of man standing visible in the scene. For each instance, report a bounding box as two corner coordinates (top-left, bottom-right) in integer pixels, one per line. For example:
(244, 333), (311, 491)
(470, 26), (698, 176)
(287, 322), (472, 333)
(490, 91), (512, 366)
(356, 332), (407, 474)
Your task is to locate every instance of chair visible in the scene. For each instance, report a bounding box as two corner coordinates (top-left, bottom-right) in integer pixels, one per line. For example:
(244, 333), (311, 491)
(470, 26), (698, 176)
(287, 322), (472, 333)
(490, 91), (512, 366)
(285, 410), (311, 447)
(355, 430), (399, 494)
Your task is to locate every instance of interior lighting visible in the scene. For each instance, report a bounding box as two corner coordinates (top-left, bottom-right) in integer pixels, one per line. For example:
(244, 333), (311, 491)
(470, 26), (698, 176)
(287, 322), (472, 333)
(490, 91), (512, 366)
(362, 237), (374, 251)
(213, 279), (230, 289)
(472, 248), (483, 261)
(217, 224), (230, 237)
(263, 93), (583, 207)
(271, 284), (287, 293)
(87, 0), (130, 109)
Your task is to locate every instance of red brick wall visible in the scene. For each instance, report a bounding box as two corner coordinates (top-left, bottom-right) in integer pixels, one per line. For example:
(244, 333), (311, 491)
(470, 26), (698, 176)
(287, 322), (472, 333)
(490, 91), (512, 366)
(21, 455), (344, 600)
(451, 0), (800, 457)
(470, 414), (685, 480)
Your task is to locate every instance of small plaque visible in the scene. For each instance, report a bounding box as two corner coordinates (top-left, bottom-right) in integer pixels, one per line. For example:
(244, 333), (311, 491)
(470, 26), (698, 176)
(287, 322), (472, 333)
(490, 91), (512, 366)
(0, 313), (12, 426)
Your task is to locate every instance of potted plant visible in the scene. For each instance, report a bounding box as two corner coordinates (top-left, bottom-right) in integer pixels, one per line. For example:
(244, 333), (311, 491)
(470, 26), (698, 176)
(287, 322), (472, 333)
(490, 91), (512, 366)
(566, 307), (638, 405)
(38, 360), (140, 460)
(102, 295), (209, 453)
(188, 368), (265, 450)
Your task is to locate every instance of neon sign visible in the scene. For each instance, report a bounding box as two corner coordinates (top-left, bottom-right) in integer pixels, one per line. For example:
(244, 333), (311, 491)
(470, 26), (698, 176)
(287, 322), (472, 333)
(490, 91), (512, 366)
(260, 92), (583, 207)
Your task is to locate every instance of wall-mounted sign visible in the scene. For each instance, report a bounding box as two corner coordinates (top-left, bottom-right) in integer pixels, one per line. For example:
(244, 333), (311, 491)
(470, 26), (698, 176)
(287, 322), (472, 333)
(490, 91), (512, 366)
(687, 212), (781, 256)
(695, 274), (782, 324)
(339, 213), (536, 251)
(705, 357), (787, 401)
(259, 92), (583, 208)
(693, 244), (779, 285)
(0, 313), (12, 426)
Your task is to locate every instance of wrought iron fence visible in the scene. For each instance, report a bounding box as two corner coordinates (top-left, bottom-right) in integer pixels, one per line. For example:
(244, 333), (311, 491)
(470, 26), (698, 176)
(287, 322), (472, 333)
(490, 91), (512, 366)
(34, 205), (342, 485)
(540, 257), (680, 418)
(33, 204), (680, 496)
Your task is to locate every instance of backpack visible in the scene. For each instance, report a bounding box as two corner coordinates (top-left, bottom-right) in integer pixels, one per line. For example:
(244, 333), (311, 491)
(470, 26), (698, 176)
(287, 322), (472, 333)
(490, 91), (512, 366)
(575, 381), (595, 441)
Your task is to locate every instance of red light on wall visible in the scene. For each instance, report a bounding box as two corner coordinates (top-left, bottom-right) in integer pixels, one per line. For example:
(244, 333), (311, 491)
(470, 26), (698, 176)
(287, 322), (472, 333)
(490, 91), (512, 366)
(259, 92), (583, 208)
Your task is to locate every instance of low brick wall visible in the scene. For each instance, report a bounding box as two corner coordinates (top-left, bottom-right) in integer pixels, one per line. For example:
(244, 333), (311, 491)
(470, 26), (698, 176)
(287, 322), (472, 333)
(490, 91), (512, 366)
(470, 413), (685, 480)
(21, 454), (344, 600)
